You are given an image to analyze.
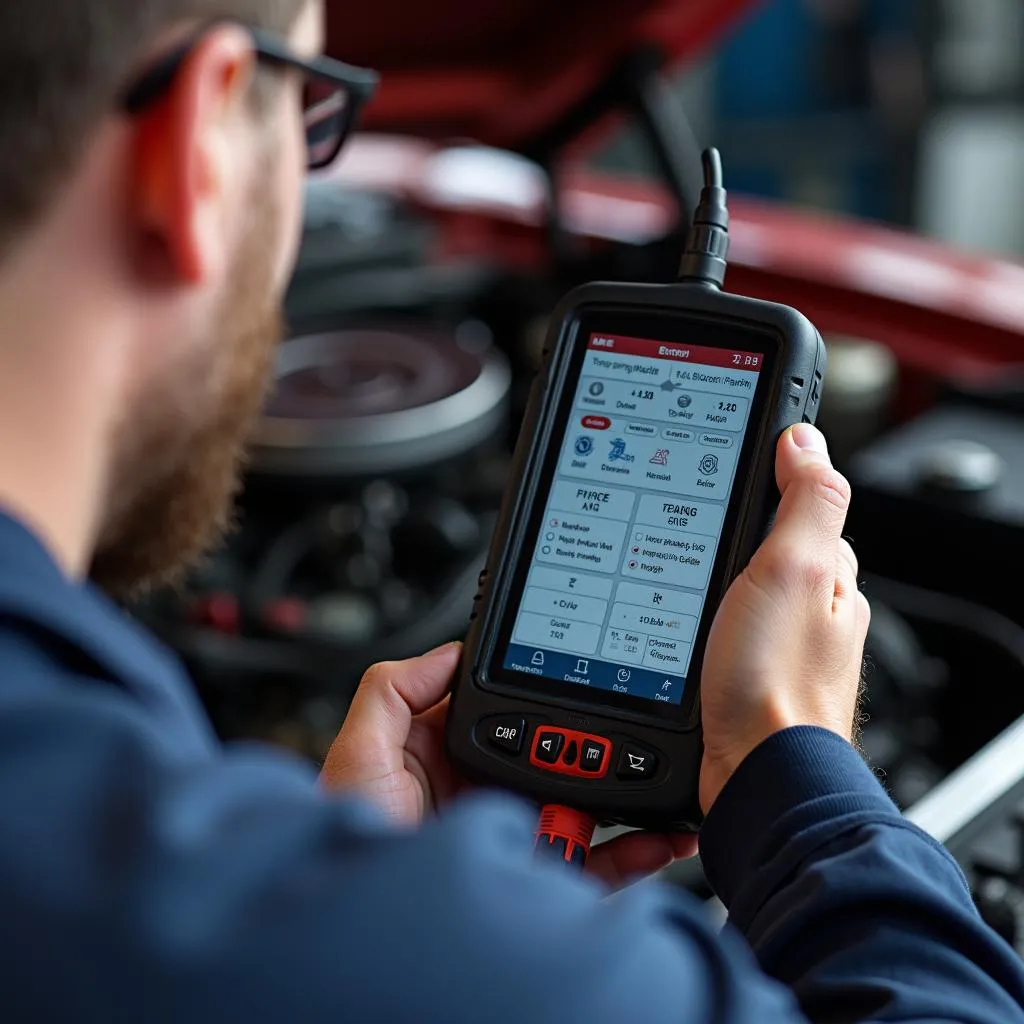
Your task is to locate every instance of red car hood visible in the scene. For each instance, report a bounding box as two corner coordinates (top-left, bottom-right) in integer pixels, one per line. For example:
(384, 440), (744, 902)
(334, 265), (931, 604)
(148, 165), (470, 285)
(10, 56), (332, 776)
(328, 0), (758, 149)
(322, 1), (1024, 378)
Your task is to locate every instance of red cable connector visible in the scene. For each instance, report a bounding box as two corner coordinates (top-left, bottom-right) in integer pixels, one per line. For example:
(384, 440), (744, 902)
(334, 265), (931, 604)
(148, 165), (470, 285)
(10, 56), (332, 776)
(534, 804), (597, 869)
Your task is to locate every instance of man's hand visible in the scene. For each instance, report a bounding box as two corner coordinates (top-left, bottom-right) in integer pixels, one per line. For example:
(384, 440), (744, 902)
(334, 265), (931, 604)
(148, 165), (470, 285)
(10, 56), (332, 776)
(699, 422), (870, 813)
(321, 645), (696, 888)
(321, 644), (465, 824)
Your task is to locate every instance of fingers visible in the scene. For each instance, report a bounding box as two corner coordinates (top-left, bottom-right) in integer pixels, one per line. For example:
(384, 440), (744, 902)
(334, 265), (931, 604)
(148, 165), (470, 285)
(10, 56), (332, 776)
(343, 643), (462, 752)
(857, 591), (872, 635)
(835, 538), (871, 633)
(835, 537), (859, 604)
(836, 540), (872, 642)
(753, 425), (852, 600)
(773, 424), (852, 549)
(838, 537), (858, 579)
(585, 832), (697, 890)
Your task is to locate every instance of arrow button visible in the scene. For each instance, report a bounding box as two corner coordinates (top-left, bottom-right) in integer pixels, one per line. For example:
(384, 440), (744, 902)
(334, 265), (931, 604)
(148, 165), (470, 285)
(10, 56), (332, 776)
(616, 743), (658, 780)
(534, 730), (564, 764)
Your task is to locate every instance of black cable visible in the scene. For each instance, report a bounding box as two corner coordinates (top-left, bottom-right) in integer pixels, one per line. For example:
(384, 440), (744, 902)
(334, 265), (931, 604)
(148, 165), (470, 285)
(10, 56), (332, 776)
(677, 147), (730, 289)
(626, 51), (704, 245)
(701, 148), (723, 191)
(863, 574), (1024, 669)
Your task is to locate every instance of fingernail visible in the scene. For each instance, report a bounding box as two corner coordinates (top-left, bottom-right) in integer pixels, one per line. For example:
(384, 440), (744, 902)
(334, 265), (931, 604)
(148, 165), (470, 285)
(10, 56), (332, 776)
(792, 422), (828, 455)
(426, 641), (461, 657)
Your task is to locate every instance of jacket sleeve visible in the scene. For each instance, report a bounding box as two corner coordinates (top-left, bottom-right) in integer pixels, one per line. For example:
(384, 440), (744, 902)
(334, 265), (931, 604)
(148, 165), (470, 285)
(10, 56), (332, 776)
(699, 726), (1024, 1023)
(0, 676), (803, 1024)
(3, 670), (1023, 1023)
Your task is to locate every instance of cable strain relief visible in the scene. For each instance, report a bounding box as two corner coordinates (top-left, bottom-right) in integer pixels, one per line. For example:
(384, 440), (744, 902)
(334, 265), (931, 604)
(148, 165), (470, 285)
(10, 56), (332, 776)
(678, 225), (729, 287)
(678, 147), (730, 289)
(537, 804), (597, 847)
(694, 186), (729, 231)
(534, 805), (597, 869)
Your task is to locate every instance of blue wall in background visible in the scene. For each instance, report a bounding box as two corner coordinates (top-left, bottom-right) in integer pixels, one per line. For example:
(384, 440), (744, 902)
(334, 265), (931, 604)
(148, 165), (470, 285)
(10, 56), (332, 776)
(718, 0), (820, 120)
(713, 0), (915, 221)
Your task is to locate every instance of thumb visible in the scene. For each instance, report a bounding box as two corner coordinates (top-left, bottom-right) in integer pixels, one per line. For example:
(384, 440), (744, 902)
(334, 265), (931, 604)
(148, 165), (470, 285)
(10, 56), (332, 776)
(343, 643), (462, 753)
(762, 423), (851, 567)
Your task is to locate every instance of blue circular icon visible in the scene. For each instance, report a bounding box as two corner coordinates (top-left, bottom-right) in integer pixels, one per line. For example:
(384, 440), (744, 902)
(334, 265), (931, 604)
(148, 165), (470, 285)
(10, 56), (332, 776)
(574, 435), (594, 456)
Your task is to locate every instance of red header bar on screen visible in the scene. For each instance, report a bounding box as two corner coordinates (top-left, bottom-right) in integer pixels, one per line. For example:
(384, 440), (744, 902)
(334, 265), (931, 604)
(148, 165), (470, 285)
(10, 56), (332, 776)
(588, 333), (763, 371)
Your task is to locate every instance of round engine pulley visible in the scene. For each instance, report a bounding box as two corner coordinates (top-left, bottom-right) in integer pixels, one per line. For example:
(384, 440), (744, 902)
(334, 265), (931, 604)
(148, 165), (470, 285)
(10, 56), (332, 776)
(251, 323), (511, 479)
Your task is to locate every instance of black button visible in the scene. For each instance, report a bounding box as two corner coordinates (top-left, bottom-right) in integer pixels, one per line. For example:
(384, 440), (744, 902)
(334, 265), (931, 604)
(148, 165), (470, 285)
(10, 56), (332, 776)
(580, 740), (606, 773)
(535, 731), (564, 763)
(616, 744), (658, 779)
(486, 718), (525, 755)
(562, 740), (579, 766)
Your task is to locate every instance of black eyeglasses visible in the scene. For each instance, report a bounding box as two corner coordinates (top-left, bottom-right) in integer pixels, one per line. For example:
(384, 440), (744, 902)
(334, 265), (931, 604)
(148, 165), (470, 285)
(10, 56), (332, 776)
(120, 22), (379, 171)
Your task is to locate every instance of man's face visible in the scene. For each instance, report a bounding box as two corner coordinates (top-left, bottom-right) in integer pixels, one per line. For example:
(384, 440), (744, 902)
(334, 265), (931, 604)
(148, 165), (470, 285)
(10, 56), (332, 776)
(90, 5), (321, 598)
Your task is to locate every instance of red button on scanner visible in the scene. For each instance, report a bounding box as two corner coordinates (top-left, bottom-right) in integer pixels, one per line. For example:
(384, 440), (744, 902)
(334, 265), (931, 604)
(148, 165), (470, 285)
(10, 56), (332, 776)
(529, 727), (611, 779)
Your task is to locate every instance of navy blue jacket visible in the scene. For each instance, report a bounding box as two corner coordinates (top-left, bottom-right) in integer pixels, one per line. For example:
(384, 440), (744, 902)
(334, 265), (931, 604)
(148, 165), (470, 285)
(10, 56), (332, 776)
(1, 510), (1022, 1023)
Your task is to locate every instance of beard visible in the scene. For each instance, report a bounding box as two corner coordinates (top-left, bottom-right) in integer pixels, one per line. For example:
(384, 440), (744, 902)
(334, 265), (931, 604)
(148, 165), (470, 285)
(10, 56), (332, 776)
(89, 189), (283, 600)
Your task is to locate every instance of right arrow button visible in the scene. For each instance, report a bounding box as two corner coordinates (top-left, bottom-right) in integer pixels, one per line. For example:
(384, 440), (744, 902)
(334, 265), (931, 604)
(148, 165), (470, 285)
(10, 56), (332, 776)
(616, 743), (658, 780)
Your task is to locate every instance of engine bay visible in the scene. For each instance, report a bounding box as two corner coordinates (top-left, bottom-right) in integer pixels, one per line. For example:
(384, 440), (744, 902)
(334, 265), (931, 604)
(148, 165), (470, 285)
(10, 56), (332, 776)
(134, 146), (1024, 810)
(130, 10), (1024, 909)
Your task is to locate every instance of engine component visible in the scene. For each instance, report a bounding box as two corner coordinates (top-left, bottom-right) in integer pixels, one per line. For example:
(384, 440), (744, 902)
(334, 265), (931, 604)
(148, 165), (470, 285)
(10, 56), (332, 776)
(251, 323), (511, 478)
(133, 320), (511, 759)
(848, 404), (1024, 626)
(859, 577), (1024, 806)
(910, 693), (1024, 959)
(917, 439), (1004, 494)
(816, 335), (898, 467)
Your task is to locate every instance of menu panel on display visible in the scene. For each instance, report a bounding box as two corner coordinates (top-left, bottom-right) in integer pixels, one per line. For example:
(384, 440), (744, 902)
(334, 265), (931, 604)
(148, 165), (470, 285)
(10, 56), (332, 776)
(502, 332), (763, 707)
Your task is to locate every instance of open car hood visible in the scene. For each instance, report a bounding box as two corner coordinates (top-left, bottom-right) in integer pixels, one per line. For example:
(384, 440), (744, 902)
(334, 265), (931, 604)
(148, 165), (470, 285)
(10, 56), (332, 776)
(319, 1), (1024, 383)
(327, 0), (758, 150)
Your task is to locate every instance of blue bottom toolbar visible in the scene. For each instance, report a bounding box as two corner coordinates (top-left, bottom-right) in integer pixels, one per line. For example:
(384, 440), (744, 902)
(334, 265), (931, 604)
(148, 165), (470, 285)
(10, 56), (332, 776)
(503, 644), (687, 707)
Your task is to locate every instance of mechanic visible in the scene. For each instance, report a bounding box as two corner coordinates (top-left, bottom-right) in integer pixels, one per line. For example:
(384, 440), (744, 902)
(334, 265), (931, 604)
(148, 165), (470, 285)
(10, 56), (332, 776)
(0, 0), (1022, 1021)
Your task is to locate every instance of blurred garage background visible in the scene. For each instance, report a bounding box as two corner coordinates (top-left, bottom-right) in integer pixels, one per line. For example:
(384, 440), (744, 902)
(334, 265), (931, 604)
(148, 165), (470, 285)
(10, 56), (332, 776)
(131, 0), (1024, 943)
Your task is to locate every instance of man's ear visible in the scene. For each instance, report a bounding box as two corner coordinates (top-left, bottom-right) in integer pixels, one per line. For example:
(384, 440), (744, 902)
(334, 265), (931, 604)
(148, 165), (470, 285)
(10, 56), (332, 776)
(129, 25), (258, 286)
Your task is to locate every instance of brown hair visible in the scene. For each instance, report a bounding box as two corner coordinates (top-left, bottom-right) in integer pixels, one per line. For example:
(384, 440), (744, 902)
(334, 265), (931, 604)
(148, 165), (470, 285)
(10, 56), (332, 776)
(0, 0), (307, 259)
